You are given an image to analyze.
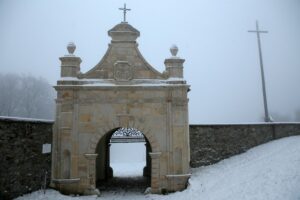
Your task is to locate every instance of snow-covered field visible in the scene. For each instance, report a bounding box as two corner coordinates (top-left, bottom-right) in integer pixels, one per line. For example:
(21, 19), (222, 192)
(16, 136), (300, 200)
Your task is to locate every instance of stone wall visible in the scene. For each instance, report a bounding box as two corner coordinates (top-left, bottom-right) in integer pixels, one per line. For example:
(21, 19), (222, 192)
(0, 117), (53, 200)
(1, 117), (300, 198)
(189, 123), (300, 167)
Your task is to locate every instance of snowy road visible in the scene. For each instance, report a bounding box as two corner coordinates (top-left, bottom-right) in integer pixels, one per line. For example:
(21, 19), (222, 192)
(16, 136), (300, 200)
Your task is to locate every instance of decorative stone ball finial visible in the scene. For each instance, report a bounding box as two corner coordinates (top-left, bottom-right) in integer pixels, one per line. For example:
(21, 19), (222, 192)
(170, 45), (178, 57)
(67, 42), (76, 55)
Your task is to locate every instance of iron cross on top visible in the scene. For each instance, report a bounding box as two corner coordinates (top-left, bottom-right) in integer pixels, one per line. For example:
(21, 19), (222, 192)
(119, 3), (131, 22)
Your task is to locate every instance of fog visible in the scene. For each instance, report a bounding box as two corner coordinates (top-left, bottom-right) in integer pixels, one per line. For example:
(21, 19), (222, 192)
(0, 0), (300, 123)
(110, 143), (145, 163)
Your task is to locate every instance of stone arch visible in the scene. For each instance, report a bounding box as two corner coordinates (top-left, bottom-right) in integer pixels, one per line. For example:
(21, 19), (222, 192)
(88, 120), (160, 154)
(87, 120), (161, 191)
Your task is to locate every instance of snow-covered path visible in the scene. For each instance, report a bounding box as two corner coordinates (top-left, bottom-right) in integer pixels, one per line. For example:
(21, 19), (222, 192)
(16, 136), (300, 200)
(110, 162), (145, 177)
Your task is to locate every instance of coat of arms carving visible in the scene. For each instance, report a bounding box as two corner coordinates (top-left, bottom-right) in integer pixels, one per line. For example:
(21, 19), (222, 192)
(113, 61), (133, 81)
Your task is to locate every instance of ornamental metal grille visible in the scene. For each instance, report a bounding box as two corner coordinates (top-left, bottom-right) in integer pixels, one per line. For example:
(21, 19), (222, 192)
(110, 128), (145, 143)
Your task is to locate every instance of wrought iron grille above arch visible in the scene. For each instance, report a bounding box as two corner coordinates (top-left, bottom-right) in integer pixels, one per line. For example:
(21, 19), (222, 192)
(110, 127), (146, 143)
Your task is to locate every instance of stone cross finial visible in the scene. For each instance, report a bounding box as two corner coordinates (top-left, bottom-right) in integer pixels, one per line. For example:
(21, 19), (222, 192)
(170, 45), (178, 57)
(119, 3), (131, 22)
(67, 42), (76, 55)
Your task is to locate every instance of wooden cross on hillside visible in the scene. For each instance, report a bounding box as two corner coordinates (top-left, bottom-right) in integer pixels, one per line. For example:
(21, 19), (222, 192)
(248, 20), (271, 122)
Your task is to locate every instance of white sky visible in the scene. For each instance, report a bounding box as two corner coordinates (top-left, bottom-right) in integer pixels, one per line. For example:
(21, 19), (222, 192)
(0, 0), (299, 123)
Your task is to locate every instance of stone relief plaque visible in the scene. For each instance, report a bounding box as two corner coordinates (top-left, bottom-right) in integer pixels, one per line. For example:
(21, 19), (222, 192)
(113, 61), (133, 81)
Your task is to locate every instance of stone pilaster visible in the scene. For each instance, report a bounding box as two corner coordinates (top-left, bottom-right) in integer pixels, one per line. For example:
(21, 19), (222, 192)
(83, 154), (100, 196)
(59, 42), (81, 78)
(84, 154), (98, 188)
(149, 152), (161, 193)
(164, 45), (185, 79)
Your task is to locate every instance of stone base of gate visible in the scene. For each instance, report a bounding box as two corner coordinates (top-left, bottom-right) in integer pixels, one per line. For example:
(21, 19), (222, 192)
(165, 174), (191, 192)
(51, 178), (81, 194)
(52, 178), (100, 196)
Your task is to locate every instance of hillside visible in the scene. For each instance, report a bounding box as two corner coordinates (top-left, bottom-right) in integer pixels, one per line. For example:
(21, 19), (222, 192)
(16, 136), (300, 200)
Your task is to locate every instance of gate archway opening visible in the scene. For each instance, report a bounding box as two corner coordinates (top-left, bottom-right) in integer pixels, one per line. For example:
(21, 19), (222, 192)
(95, 127), (152, 192)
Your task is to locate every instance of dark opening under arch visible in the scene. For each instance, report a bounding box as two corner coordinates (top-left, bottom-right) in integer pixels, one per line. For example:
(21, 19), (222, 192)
(95, 127), (152, 191)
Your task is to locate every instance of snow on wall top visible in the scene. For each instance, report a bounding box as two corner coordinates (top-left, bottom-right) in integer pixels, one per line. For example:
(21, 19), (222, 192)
(0, 116), (54, 123)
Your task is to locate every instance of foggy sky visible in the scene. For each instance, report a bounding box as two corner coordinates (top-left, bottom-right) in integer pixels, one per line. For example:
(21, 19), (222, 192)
(0, 0), (300, 123)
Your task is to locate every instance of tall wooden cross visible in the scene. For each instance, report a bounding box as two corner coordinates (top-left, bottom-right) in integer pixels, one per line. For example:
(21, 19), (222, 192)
(248, 20), (271, 122)
(119, 3), (131, 22)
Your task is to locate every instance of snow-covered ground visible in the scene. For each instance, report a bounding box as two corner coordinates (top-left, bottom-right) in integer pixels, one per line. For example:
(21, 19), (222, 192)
(110, 143), (146, 177)
(110, 162), (145, 177)
(16, 136), (300, 200)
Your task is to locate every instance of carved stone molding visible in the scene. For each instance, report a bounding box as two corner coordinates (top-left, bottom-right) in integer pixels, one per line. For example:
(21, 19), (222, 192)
(84, 153), (98, 160)
(149, 152), (162, 159)
(116, 114), (133, 127)
(113, 61), (133, 81)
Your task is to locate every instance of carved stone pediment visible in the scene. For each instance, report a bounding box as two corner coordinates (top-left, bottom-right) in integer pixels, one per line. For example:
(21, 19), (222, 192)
(113, 61), (133, 81)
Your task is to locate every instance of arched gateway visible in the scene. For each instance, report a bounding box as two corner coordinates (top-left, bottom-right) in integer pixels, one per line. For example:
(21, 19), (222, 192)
(51, 20), (190, 195)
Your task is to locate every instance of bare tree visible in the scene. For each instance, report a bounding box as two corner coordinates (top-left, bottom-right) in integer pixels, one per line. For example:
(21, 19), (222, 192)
(0, 73), (55, 119)
(0, 74), (22, 116)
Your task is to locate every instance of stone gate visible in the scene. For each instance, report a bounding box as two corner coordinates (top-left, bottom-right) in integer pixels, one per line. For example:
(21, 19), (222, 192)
(51, 20), (190, 195)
